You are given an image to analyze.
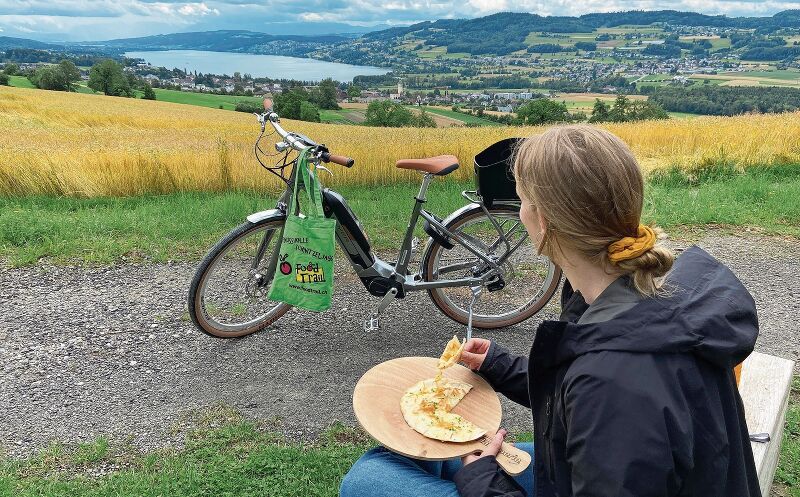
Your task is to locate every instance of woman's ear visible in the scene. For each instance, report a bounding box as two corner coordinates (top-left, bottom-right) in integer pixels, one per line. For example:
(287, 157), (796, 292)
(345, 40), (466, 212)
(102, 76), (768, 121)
(536, 209), (548, 234)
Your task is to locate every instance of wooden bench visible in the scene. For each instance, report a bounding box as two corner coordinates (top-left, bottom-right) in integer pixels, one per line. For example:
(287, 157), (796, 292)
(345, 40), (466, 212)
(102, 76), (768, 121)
(738, 352), (796, 495)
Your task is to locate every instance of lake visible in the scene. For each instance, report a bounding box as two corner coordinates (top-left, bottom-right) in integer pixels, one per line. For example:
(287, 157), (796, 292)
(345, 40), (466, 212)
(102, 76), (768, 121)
(124, 50), (390, 82)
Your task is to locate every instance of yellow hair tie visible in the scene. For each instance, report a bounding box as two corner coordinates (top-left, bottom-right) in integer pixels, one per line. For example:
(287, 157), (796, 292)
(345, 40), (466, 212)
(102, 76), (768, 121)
(607, 224), (656, 264)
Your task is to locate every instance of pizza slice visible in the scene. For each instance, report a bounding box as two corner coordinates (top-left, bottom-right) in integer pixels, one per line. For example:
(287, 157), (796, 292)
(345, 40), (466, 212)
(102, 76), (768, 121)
(437, 335), (465, 370)
(400, 377), (486, 442)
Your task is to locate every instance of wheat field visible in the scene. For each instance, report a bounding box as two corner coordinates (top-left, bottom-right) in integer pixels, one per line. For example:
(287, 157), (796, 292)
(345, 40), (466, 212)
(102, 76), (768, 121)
(2, 86), (800, 196)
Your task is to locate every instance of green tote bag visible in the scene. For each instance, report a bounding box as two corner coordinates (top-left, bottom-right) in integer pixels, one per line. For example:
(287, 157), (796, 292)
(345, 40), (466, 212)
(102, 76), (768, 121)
(267, 149), (336, 311)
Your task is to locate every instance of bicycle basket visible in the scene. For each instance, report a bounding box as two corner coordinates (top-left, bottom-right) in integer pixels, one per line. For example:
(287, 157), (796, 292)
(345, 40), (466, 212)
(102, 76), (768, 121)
(474, 137), (522, 207)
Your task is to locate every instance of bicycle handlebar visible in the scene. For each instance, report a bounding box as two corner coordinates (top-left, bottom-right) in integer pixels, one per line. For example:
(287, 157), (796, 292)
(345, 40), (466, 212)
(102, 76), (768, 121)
(259, 98), (355, 168)
(322, 153), (355, 168)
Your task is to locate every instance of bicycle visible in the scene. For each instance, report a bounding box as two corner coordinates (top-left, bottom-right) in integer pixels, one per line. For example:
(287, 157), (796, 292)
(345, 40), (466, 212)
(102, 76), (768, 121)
(188, 99), (562, 338)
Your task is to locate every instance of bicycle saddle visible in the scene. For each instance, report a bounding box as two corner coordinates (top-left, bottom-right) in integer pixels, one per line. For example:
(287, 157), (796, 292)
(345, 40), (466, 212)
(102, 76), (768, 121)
(396, 155), (459, 176)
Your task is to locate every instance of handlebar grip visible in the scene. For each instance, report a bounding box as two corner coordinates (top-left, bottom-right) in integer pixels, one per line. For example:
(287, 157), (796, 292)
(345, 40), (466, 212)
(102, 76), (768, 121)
(326, 154), (355, 168)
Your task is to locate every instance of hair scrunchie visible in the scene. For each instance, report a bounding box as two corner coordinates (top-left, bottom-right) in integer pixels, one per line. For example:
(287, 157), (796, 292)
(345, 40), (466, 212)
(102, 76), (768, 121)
(607, 224), (656, 264)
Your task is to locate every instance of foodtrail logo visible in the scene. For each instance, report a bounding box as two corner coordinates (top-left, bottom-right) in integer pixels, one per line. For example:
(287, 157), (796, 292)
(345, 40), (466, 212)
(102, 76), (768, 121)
(296, 262), (325, 283)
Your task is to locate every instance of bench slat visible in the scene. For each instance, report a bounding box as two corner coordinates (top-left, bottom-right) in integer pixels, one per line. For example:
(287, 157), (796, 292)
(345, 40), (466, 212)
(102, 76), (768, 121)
(739, 351), (795, 496)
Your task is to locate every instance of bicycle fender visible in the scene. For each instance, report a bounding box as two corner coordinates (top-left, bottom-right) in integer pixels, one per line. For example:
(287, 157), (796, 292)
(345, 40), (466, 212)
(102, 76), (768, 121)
(246, 209), (284, 224)
(437, 201), (519, 227)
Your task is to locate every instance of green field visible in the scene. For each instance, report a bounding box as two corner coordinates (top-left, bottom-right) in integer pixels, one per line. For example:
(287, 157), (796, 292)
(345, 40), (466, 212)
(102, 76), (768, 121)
(149, 88), (262, 110)
(6, 76), (262, 111)
(8, 75), (34, 88)
(319, 109), (364, 125)
(722, 70), (800, 81)
(419, 106), (503, 126)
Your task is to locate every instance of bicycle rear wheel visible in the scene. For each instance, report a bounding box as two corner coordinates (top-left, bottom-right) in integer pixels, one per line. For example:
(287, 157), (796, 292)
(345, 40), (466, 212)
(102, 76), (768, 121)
(421, 204), (561, 329)
(188, 217), (291, 338)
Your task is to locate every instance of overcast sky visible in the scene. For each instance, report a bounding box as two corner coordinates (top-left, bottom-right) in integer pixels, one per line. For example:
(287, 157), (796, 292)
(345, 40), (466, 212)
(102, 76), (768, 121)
(1, 0), (799, 42)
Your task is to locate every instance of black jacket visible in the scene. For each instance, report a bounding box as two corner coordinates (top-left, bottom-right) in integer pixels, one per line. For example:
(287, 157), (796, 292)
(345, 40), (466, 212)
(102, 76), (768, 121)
(453, 246), (761, 497)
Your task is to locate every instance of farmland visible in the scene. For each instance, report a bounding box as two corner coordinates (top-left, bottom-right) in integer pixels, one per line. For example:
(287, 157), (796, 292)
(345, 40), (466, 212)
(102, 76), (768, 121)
(2, 85), (800, 197)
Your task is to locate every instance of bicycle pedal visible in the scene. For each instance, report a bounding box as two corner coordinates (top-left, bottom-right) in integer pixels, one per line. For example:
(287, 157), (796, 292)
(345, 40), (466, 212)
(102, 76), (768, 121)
(364, 314), (380, 332)
(363, 287), (398, 333)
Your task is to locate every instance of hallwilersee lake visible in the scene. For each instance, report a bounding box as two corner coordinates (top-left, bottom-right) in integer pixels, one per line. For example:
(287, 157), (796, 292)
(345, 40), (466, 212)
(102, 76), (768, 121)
(124, 50), (390, 82)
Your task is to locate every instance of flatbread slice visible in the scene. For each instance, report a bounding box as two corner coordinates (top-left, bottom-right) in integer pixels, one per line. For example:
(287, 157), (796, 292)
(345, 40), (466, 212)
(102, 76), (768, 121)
(400, 377), (486, 442)
(437, 335), (465, 370)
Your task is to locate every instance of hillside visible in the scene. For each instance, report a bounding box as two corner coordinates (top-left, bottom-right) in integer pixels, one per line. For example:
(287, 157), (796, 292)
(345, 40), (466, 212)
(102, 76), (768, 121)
(361, 10), (800, 55)
(0, 36), (59, 50)
(97, 30), (351, 51)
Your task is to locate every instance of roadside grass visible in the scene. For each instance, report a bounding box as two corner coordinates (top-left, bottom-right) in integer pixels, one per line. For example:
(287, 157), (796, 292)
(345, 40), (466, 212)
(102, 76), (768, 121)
(2, 379), (797, 496)
(0, 406), (374, 497)
(1, 163), (799, 266)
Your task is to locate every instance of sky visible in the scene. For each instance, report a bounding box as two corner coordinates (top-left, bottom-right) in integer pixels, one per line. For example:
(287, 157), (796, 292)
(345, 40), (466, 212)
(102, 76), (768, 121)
(1, 0), (799, 42)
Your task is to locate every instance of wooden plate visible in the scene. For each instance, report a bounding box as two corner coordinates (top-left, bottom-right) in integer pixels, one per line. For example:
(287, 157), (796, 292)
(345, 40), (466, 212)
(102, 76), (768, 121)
(352, 356), (530, 475)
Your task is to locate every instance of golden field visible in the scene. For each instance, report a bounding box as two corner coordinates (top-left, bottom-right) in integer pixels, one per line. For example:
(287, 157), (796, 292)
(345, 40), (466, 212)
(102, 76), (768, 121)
(2, 85), (800, 196)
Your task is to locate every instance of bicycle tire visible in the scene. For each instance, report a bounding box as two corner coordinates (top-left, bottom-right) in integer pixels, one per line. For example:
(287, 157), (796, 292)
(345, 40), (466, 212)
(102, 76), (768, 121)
(421, 204), (562, 329)
(188, 217), (291, 338)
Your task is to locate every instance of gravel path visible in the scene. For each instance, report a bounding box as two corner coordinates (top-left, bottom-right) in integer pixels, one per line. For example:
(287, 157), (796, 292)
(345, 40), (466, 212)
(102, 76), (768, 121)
(1, 232), (798, 457)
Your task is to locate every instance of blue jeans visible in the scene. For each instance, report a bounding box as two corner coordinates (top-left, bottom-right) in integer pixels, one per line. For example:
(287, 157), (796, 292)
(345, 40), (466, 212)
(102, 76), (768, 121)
(340, 443), (535, 497)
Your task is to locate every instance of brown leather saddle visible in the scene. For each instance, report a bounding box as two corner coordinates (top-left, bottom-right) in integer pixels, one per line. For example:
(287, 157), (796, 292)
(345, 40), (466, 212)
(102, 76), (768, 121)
(395, 155), (459, 176)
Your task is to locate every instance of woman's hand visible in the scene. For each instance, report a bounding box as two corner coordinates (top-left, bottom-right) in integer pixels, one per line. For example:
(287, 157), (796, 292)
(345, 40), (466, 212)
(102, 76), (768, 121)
(461, 428), (507, 466)
(460, 338), (492, 371)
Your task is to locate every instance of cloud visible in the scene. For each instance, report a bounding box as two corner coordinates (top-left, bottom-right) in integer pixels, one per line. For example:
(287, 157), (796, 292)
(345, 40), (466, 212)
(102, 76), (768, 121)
(1, 0), (799, 42)
(177, 2), (220, 15)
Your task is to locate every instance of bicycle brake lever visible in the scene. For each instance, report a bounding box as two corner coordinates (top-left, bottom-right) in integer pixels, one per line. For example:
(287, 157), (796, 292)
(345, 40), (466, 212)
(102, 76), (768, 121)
(315, 165), (333, 178)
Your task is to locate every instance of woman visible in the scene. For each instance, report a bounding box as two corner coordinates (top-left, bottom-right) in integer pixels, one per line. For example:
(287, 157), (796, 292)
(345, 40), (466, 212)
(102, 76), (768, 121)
(341, 125), (760, 497)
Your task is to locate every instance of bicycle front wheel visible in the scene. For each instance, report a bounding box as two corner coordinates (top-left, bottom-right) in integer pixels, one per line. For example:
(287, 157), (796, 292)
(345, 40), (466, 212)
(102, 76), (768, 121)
(188, 217), (291, 338)
(421, 204), (561, 329)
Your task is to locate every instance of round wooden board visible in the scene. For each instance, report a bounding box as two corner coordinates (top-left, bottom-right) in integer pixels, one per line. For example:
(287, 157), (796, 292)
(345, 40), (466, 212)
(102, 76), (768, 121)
(353, 356), (502, 461)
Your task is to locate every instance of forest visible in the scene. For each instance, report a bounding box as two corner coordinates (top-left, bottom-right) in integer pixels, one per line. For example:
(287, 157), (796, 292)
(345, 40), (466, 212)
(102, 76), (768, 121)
(649, 86), (800, 115)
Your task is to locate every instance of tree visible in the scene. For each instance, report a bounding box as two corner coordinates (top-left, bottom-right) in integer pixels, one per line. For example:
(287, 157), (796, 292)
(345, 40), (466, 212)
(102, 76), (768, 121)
(309, 78), (340, 110)
(3, 62), (19, 76)
(514, 99), (569, 125)
(299, 101), (321, 122)
(364, 100), (415, 127)
(628, 101), (669, 121)
(607, 94), (630, 122)
(142, 83), (156, 100)
(0, 73), (8, 86)
(588, 99), (610, 123)
(88, 59), (133, 97)
(56, 60), (81, 91)
(28, 60), (81, 91)
(347, 85), (362, 98)
(412, 109), (436, 127)
(273, 87), (310, 119)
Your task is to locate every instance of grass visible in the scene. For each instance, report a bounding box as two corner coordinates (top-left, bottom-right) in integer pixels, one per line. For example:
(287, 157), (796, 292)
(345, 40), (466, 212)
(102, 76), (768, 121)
(2, 163), (799, 266)
(2, 378), (797, 496)
(8, 75), (34, 88)
(0, 407), (374, 497)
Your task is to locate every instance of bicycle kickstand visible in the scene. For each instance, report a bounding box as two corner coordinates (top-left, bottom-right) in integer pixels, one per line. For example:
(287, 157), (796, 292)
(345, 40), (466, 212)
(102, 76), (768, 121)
(466, 285), (482, 341)
(364, 287), (399, 332)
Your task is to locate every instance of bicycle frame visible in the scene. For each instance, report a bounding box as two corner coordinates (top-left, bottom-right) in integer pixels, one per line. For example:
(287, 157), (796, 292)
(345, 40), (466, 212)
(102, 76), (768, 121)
(248, 157), (527, 300)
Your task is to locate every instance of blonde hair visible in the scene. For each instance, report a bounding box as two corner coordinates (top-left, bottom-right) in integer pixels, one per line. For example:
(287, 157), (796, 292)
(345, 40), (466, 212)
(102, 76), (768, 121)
(513, 124), (674, 298)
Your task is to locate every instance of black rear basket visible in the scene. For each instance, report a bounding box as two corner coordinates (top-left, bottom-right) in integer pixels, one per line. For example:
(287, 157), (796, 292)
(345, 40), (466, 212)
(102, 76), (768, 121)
(474, 137), (522, 207)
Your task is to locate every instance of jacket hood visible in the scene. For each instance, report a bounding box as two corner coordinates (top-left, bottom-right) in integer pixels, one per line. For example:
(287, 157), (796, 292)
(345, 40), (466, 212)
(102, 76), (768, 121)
(538, 245), (759, 370)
